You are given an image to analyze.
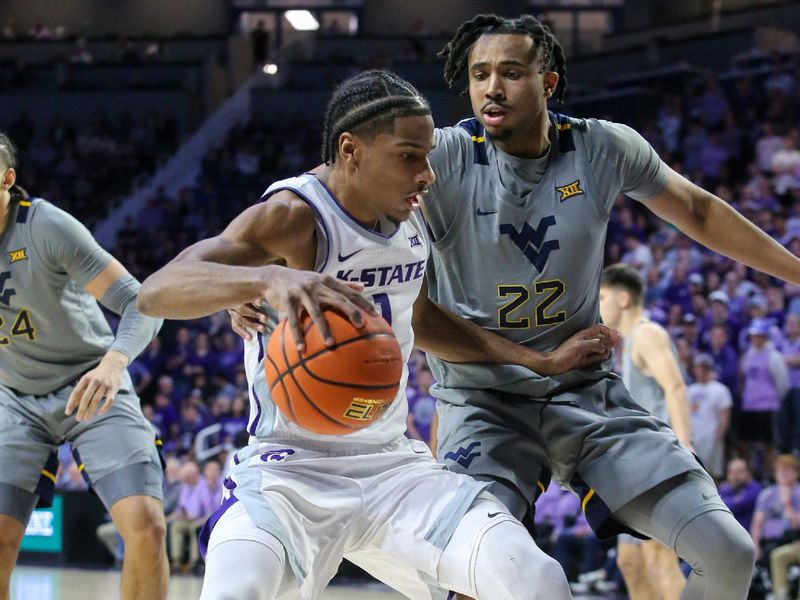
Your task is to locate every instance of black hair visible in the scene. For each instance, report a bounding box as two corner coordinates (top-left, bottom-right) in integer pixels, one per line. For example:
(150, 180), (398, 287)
(439, 13), (568, 104)
(322, 70), (431, 165)
(601, 263), (644, 306)
(0, 132), (28, 202)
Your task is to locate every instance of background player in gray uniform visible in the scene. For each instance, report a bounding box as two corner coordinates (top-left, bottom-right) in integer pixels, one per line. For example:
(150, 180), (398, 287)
(599, 264), (689, 600)
(0, 133), (167, 600)
(411, 13), (800, 600)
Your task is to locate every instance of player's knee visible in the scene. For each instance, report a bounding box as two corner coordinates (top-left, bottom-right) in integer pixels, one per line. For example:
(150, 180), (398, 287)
(717, 525), (755, 574)
(616, 550), (644, 581)
(475, 521), (569, 599)
(117, 504), (166, 550)
(680, 511), (755, 578)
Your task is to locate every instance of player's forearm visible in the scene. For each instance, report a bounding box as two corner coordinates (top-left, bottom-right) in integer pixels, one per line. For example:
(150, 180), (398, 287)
(412, 298), (551, 371)
(665, 385), (692, 446)
(139, 262), (268, 319)
(673, 189), (800, 285)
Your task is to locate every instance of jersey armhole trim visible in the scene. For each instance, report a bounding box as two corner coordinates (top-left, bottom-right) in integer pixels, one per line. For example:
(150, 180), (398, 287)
(260, 186), (331, 273)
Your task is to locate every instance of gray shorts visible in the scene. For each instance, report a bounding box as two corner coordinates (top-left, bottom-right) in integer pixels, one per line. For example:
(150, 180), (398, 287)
(0, 380), (163, 524)
(435, 375), (702, 538)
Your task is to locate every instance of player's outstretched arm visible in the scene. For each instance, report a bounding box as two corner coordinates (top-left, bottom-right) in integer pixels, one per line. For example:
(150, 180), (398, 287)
(138, 193), (375, 348)
(66, 259), (164, 421)
(411, 279), (618, 375)
(633, 322), (693, 450)
(646, 169), (800, 285)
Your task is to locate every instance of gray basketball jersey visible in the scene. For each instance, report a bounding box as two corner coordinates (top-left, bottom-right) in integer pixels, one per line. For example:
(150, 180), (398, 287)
(0, 198), (116, 395)
(621, 321), (670, 423)
(424, 113), (668, 400)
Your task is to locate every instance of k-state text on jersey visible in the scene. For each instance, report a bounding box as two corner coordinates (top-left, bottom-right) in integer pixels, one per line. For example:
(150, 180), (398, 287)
(336, 260), (426, 288)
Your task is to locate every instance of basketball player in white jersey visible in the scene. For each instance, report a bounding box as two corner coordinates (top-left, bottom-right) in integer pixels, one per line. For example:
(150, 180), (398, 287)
(138, 71), (617, 600)
(599, 264), (690, 600)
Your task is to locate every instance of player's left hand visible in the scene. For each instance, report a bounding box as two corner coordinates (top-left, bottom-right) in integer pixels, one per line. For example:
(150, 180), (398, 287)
(65, 351), (129, 422)
(537, 324), (619, 375)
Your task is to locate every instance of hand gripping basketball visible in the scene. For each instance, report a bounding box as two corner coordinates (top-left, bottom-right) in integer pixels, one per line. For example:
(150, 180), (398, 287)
(265, 308), (403, 435)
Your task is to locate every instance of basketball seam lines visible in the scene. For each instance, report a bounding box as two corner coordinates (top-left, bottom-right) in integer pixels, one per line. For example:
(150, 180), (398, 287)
(268, 332), (399, 391)
(278, 320), (360, 431)
(299, 356), (399, 390)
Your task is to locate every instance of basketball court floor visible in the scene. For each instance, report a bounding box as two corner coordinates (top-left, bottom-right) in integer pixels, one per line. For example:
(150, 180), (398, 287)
(9, 566), (615, 599)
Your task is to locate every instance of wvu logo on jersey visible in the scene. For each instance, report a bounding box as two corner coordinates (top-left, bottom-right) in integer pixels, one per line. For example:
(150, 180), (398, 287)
(8, 248), (27, 263)
(0, 272), (15, 306)
(499, 216), (560, 272)
(556, 179), (584, 202)
(444, 442), (482, 468)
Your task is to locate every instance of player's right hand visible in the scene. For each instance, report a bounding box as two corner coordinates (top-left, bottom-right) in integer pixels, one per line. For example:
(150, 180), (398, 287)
(260, 266), (378, 351)
(539, 324), (619, 375)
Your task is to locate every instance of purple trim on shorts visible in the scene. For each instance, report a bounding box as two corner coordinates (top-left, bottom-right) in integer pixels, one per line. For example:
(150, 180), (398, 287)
(223, 477), (237, 490)
(233, 452), (241, 465)
(257, 331), (265, 364)
(248, 383), (262, 435)
(198, 493), (239, 561)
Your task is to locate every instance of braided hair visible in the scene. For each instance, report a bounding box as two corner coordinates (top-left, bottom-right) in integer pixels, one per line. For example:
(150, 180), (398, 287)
(439, 14), (568, 104)
(322, 70), (431, 165)
(0, 132), (28, 202)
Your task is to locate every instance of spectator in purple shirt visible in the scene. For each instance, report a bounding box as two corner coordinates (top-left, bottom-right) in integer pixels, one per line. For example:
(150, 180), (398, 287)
(168, 460), (218, 572)
(719, 458), (762, 531)
(700, 291), (741, 348)
(739, 320), (790, 470)
(751, 455), (800, 564)
(706, 324), (739, 394)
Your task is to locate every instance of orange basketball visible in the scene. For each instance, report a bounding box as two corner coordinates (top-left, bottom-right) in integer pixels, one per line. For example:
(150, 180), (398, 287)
(264, 309), (403, 435)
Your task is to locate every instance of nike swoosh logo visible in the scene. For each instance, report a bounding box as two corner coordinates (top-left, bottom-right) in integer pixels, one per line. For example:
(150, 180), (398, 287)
(702, 491), (716, 500)
(337, 248), (364, 261)
(476, 208), (497, 216)
(488, 512), (503, 518)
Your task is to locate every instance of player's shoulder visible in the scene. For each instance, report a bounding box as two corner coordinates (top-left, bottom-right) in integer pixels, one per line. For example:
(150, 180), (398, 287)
(581, 118), (645, 156)
(26, 198), (86, 234)
(255, 187), (316, 232)
(432, 120), (481, 168)
(24, 197), (59, 223)
(632, 320), (671, 348)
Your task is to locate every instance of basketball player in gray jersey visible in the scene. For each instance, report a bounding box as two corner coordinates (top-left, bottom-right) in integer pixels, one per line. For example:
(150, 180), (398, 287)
(0, 133), (168, 600)
(599, 264), (689, 600)
(411, 13), (800, 600)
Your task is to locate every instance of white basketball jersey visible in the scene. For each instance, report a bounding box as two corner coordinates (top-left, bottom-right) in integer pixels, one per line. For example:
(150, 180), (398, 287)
(244, 173), (429, 445)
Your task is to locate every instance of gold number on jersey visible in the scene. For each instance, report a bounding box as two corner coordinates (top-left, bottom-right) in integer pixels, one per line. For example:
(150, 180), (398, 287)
(497, 280), (567, 330)
(11, 310), (36, 341)
(0, 309), (36, 345)
(497, 285), (531, 329)
(533, 280), (567, 326)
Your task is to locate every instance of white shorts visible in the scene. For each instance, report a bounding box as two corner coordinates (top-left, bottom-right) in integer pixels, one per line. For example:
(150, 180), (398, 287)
(202, 436), (488, 600)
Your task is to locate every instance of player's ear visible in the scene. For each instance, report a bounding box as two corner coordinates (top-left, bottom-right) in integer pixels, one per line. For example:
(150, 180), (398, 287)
(543, 71), (558, 98)
(619, 290), (632, 309)
(1, 167), (15, 190)
(338, 132), (358, 169)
